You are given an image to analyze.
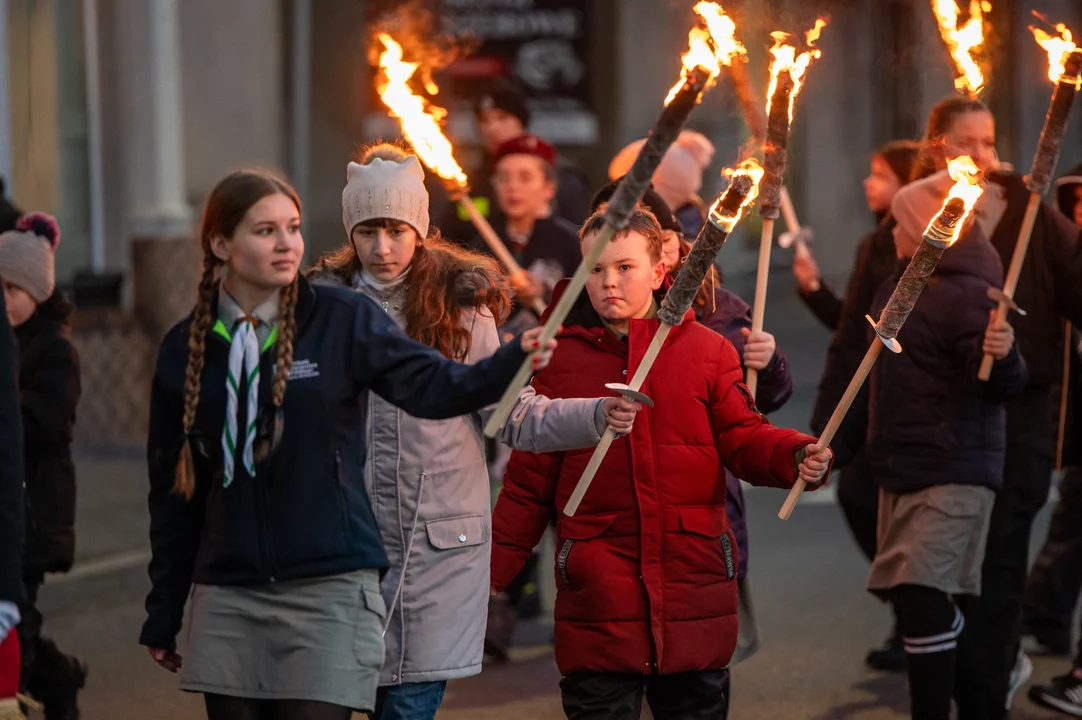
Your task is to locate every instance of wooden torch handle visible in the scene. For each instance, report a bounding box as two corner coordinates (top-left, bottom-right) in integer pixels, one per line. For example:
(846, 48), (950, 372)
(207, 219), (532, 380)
(979, 192), (1040, 380)
(779, 338), (885, 520)
(746, 218), (775, 397)
(780, 187), (808, 254)
(458, 196), (546, 316)
(564, 323), (673, 516)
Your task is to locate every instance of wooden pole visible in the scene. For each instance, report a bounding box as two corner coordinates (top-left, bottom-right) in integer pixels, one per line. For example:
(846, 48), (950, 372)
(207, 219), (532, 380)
(457, 194), (546, 316)
(979, 192), (1040, 380)
(563, 324), (673, 516)
(1057, 321), (1073, 472)
(779, 339), (884, 519)
(746, 218), (775, 396)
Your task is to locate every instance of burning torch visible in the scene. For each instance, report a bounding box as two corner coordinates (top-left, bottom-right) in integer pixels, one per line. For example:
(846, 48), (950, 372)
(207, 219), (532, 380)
(373, 33), (545, 316)
(978, 23), (1082, 380)
(747, 21), (826, 398)
(563, 161), (764, 517)
(779, 156), (985, 519)
(483, 2), (745, 439)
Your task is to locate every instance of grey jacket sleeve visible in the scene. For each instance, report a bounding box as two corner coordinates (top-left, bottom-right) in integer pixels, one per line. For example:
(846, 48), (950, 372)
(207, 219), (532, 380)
(465, 309), (605, 452)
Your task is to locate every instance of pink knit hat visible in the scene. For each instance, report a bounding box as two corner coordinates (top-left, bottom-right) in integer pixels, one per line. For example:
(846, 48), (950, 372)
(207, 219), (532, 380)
(890, 170), (956, 257)
(0, 213), (60, 302)
(608, 130), (715, 210)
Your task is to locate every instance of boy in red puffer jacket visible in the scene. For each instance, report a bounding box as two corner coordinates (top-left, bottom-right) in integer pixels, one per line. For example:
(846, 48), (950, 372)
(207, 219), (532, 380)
(490, 205), (833, 719)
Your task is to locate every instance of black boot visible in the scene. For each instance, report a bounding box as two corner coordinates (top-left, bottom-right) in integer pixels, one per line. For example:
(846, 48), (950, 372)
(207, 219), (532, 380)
(866, 633), (907, 672)
(26, 638), (86, 720)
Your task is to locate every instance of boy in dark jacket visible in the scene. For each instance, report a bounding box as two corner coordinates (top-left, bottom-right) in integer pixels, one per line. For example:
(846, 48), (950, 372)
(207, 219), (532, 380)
(836, 173), (1028, 720)
(0, 214), (84, 719)
(490, 206), (832, 719)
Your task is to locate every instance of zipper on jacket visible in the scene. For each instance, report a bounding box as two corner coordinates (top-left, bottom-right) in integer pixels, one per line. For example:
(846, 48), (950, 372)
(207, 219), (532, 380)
(720, 533), (735, 581)
(557, 539), (574, 585)
(335, 450), (352, 532)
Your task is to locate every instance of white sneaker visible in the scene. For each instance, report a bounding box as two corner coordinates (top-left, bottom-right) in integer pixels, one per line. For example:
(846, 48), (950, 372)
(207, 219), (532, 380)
(1007, 649), (1034, 709)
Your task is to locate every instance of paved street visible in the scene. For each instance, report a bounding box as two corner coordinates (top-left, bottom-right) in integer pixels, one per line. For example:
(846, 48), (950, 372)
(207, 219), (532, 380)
(30, 273), (1078, 719)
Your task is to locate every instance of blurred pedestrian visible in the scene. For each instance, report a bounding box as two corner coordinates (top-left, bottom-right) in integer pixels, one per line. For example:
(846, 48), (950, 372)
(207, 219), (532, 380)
(807, 139), (919, 673)
(0, 266), (25, 720)
(139, 168), (558, 719)
(608, 130), (715, 239)
(308, 143), (635, 720)
(833, 173), (1029, 720)
(441, 79), (591, 243)
(911, 96), (1082, 715)
(1, 213), (84, 720)
(471, 134), (582, 341)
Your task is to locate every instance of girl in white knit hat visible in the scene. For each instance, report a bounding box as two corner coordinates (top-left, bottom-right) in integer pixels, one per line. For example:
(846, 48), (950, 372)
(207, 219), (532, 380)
(0, 212), (85, 719)
(309, 142), (640, 720)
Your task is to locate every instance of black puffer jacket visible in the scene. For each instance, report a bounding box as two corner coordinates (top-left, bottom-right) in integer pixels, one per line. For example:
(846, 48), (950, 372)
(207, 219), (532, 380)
(16, 292), (81, 576)
(0, 276), (24, 603)
(810, 216), (899, 435)
(849, 227), (1029, 494)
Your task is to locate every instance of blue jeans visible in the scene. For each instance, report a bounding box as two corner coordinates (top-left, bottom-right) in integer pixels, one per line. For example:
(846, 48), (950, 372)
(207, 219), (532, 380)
(369, 681), (447, 720)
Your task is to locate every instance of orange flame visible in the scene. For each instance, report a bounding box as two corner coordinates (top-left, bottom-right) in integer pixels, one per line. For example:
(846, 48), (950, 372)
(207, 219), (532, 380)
(926, 155), (984, 243)
(375, 33), (468, 188)
(765, 18), (828, 124)
(665, 2), (746, 105)
(713, 158), (765, 225)
(1030, 17), (1081, 86)
(931, 0), (986, 96)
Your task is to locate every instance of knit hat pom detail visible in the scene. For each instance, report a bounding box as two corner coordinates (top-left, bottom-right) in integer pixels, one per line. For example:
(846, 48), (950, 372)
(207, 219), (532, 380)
(15, 212), (61, 251)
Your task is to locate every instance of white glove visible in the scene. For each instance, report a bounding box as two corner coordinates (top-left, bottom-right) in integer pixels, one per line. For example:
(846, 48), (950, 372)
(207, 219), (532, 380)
(0, 601), (20, 644)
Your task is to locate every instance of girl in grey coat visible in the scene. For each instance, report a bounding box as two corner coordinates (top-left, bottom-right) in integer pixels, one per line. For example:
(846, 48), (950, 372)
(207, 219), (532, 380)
(311, 143), (638, 720)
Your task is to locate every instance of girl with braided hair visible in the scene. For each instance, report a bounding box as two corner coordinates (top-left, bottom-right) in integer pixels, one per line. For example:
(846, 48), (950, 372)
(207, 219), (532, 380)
(140, 168), (558, 720)
(309, 142), (639, 720)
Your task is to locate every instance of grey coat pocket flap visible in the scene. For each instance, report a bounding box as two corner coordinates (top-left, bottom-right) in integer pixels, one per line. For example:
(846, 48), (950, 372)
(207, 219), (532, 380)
(426, 514), (488, 550)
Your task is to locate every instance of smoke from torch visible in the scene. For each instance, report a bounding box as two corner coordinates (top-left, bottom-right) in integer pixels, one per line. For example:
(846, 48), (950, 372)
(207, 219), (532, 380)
(931, 0), (989, 97)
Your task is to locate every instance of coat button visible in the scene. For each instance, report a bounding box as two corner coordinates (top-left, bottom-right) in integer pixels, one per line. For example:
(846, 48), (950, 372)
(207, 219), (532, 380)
(459, 534), (467, 543)
(623, 370), (627, 375)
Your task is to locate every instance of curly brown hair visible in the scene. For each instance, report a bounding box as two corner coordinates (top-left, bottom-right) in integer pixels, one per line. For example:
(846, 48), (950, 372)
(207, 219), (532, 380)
(175, 169), (301, 499)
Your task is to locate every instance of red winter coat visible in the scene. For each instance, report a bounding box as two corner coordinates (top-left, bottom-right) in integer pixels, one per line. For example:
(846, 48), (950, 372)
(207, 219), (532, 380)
(491, 282), (820, 676)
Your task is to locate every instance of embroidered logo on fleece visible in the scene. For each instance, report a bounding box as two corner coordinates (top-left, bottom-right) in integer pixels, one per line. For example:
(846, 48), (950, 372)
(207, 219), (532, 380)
(288, 359), (320, 381)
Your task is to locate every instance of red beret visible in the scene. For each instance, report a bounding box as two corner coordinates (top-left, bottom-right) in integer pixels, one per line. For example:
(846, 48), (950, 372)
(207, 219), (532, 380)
(494, 134), (556, 167)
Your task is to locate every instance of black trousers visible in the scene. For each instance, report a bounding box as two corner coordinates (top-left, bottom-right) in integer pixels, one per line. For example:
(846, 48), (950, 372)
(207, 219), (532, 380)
(560, 670), (729, 720)
(836, 448), (879, 563)
(17, 573), (80, 705)
(1022, 464), (1082, 651)
(973, 391), (1057, 719)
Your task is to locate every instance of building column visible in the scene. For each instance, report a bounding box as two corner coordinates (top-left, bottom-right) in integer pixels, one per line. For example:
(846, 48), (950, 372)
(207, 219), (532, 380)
(0, 0), (12, 192)
(130, 0), (195, 339)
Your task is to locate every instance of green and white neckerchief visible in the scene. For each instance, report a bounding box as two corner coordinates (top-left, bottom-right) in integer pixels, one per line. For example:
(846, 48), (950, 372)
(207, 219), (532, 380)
(223, 316), (261, 487)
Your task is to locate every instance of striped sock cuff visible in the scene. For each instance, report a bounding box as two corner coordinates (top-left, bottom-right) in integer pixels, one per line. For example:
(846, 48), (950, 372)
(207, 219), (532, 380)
(903, 606), (964, 655)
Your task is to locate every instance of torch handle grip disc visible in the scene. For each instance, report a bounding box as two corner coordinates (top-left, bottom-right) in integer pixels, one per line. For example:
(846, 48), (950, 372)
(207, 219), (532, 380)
(979, 192), (1042, 380)
(483, 71), (711, 438)
(1027, 51), (1082, 197)
(779, 339), (885, 520)
(564, 324), (673, 516)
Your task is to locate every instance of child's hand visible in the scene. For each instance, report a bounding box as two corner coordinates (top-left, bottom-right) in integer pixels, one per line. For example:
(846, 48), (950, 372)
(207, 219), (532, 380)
(522, 327), (560, 372)
(604, 397), (643, 435)
(148, 647), (183, 673)
(983, 311), (1015, 360)
(798, 443), (833, 486)
(792, 246), (821, 293)
(740, 328), (776, 371)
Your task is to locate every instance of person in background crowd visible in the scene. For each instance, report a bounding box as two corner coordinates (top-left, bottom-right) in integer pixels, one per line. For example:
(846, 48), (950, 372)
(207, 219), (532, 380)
(0, 271), (24, 720)
(1025, 164), (1082, 718)
(833, 172), (1028, 720)
(608, 130), (715, 239)
(805, 139), (920, 672)
(1, 213), (84, 720)
(490, 205), (832, 720)
(909, 96), (1082, 716)
(470, 134), (582, 341)
(0, 180), (20, 234)
(308, 143), (639, 720)
(441, 78), (591, 243)
(139, 168), (558, 720)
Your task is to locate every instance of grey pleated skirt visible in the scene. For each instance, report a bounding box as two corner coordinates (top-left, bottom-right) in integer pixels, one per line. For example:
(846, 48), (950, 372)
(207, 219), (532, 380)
(179, 568), (386, 711)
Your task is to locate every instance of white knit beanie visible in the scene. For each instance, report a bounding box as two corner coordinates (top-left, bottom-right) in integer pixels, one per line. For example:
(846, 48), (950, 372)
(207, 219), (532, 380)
(0, 212), (60, 303)
(341, 155), (430, 238)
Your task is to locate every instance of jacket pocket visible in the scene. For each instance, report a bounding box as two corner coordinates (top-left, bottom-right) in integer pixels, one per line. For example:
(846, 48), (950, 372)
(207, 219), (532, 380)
(425, 514), (488, 550)
(334, 449), (353, 536)
(354, 581), (388, 669)
(555, 512), (619, 589)
(678, 506), (735, 581)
